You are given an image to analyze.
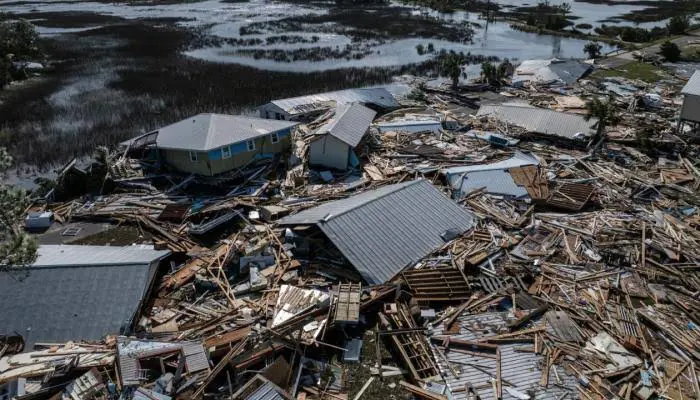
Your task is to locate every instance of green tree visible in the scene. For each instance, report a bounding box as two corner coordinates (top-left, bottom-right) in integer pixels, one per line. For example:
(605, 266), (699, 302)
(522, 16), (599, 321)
(481, 61), (507, 86)
(583, 41), (602, 59)
(0, 147), (38, 269)
(667, 15), (690, 35)
(440, 53), (463, 88)
(0, 19), (40, 89)
(585, 96), (620, 153)
(660, 41), (681, 62)
(0, 19), (39, 59)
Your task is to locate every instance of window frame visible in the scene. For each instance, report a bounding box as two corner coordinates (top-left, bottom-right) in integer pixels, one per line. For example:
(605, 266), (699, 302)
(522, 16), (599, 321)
(270, 132), (280, 144)
(189, 151), (198, 162)
(221, 146), (231, 159)
(246, 139), (256, 151)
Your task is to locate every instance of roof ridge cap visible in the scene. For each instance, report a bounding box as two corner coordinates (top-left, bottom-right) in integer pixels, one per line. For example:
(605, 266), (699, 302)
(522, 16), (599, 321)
(319, 179), (424, 223)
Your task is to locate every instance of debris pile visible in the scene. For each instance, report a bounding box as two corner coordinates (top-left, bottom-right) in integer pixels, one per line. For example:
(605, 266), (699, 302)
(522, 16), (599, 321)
(5, 68), (700, 400)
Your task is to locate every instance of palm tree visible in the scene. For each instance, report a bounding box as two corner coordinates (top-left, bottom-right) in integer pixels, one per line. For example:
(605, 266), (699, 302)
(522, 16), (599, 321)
(440, 53), (463, 89)
(585, 96), (620, 153)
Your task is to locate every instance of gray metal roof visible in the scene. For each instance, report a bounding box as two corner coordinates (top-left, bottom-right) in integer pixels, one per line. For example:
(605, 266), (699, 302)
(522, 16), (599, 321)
(0, 246), (169, 350)
(682, 70), (700, 96)
(155, 113), (297, 151)
(117, 337), (210, 386)
(443, 152), (539, 198)
(269, 88), (400, 116)
(431, 312), (577, 400)
(33, 245), (170, 267)
(246, 381), (286, 400)
(476, 103), (597, 139)
(278, 179), (476, 284)
(316, 103), (377, 147)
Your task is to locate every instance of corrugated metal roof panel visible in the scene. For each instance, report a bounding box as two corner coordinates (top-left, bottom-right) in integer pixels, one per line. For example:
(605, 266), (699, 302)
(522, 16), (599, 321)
(280, 179), (475, 284)
(247, 382), (286, 400)
(316, 103), (376, 147)
(155, 113), (297, 151)
(270, 88), (399, 116)
(682, 70), (700, 96)
(476, 103), (597, 139)
(431, 312), (577, 400)
(33, 244), (170, 267)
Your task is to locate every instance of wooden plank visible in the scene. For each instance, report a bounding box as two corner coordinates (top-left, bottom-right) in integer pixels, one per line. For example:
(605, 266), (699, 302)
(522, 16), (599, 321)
(399, 381), (447, 400)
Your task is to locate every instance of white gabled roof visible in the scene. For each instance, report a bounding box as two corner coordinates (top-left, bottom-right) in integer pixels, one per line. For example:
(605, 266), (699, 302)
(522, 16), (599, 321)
(155, 113), (297, 152)
(682, 70), (700, 96)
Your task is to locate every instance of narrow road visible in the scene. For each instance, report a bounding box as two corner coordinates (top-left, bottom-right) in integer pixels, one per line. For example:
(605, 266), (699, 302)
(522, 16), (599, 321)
(599, 31), (700, 69)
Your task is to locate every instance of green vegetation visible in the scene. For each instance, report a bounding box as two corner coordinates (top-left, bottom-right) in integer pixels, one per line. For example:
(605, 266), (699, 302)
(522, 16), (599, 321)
(0, 147), (37, 269)
(440, 52), (463, 88)
(660, 41), (681, 62)
(591, 62), (663, 83)
(667, 15), (691, 35)
(585, 96), (620, 153)
(595, 25), (669, 43)
(522, 1), (572, 31)
(0, 19), (41, 89)
(481, 60), (512, 86)
(583, 41), (602, 59)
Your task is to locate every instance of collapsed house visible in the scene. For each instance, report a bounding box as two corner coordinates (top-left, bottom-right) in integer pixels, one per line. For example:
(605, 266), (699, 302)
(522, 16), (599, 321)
(442, 151), (541, 199)
(0, 245), (170, 349)
(308, 103), (376, 170)
(512, 58), (592, 87)
(258, 87), (400, 122)
(476, 102), (598, 142)
(278, 179), (476, 284)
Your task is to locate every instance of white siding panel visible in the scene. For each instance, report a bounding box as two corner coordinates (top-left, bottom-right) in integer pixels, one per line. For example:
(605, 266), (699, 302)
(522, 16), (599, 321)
(308, 135), (350, 170)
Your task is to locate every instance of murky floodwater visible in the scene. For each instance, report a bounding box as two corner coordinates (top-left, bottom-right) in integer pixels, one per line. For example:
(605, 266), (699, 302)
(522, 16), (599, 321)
(0, 0), (665, 72)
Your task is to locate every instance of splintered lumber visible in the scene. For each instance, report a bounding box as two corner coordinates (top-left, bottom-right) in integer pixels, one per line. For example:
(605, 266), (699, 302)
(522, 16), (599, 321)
(399, 381), (448, 400)
(352, 377), (374, 400)
(508, 304), (549, 331)
(192, 337), (249, 399)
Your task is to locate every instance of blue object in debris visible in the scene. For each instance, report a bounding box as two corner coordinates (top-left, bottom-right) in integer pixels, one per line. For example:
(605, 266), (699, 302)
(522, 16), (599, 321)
(688, 321), (697, 330)
(349, 150), (360, 168)
(641, 370), (652, 386)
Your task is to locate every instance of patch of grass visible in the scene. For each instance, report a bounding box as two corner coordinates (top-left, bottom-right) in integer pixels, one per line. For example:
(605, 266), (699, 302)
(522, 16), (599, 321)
(592, 61), (665, 83)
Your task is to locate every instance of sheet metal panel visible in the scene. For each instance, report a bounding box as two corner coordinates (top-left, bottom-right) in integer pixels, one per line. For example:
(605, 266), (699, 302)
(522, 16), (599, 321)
(476, 104), (597, 139)
(279, 179), (475, 284)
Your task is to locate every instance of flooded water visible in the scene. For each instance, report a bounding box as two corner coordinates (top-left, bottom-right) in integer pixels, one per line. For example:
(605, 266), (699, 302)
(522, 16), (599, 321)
(0, 0), (662, 72)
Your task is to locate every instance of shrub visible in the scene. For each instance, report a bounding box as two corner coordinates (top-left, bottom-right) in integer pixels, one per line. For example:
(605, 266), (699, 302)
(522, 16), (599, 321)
(660, 41), (681, 62)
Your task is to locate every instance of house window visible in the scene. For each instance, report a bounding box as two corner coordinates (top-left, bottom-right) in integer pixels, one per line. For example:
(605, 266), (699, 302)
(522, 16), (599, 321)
(222, 146), (231, 159)
(189, 151), (198, 162)
(247, 140), (256, 151)
(270, 132), (279, 144)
